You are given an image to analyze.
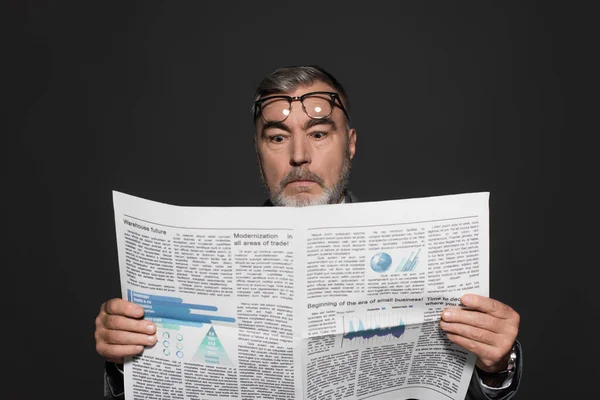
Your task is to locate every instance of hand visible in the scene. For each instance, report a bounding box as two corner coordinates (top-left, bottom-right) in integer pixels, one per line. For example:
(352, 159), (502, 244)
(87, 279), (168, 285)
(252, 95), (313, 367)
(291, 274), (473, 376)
(95, 298), (157, 363)
(439, 294), (520, 373)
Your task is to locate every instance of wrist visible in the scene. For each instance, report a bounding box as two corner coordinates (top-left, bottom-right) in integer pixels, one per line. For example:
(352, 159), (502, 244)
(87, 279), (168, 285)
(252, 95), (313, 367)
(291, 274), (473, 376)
(476, 345), (517, 387)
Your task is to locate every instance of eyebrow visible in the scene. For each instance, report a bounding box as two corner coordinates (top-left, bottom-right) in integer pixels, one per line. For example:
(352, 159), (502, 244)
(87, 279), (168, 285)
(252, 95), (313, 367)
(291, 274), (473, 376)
(304, 118), (337, 131)
(261, 121), (290, 137)
(261, 118), (337, 137)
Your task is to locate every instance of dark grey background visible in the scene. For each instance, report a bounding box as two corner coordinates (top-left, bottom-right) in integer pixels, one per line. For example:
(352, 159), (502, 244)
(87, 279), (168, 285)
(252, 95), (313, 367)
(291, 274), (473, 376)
(6, 1), (586, 399)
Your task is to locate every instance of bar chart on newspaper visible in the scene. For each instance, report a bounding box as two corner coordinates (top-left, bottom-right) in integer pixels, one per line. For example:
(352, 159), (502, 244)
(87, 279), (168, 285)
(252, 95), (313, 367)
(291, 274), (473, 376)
(340, 309), (411, 348)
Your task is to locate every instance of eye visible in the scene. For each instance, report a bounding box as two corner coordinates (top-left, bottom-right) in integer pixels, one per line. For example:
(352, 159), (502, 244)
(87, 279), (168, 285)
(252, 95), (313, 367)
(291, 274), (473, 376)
(269, 135), (286, 144)
(310, 131), (327, 140)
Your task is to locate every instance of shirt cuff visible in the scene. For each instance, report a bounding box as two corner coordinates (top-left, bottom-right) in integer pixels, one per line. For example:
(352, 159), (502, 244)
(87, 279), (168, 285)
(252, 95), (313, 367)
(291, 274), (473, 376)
(480, 374), (513, 391)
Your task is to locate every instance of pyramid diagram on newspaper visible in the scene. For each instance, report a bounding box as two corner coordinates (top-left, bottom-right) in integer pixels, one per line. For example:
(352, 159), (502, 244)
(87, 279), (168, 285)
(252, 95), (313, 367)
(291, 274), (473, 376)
(192, 325), (233, 366)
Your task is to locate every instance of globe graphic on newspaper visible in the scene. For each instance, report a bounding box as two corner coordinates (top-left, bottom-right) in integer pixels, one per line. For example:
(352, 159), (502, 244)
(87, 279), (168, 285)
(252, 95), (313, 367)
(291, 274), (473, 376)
(370, 252), (392, 273)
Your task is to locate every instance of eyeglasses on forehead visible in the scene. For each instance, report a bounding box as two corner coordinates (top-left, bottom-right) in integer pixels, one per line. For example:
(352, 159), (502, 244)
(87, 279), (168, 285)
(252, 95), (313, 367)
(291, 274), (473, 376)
(253, 91), (350, 123)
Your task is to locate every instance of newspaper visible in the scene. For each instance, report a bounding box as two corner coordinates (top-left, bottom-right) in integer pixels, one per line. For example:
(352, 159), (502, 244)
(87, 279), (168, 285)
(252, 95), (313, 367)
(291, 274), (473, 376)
(113, 190), (490, 400)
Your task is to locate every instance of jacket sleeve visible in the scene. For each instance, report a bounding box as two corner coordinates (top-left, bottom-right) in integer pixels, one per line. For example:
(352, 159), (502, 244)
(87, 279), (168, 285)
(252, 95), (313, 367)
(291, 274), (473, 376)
(465, 340), (523, 400)
(104, 361), (125, 400)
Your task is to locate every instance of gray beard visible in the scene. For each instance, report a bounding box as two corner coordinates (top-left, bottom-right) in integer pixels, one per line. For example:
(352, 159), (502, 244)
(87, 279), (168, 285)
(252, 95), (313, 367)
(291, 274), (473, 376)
(258, 146), (352, 207)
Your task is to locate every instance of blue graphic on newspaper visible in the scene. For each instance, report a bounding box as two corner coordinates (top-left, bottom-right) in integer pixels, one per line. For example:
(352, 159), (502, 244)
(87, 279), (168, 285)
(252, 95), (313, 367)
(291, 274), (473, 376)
(127, 290), (236, 327)
(128, 290), (237, 364)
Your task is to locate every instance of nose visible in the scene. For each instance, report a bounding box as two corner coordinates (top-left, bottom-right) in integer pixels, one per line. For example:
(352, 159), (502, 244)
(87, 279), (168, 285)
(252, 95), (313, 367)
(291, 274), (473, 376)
(289, 132), (311, 167)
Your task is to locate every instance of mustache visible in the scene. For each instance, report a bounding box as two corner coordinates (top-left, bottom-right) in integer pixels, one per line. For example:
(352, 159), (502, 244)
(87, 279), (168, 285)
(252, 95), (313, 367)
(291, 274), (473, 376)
(279, 168), (325, 189)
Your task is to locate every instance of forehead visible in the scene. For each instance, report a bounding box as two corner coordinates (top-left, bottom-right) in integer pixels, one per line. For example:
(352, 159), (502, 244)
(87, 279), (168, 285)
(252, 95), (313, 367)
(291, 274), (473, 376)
(268, 81), (337, 98)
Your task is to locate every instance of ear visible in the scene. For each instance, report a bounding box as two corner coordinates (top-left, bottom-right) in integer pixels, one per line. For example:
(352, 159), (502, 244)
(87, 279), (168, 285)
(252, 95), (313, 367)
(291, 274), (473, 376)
(347, 128), (357, 160)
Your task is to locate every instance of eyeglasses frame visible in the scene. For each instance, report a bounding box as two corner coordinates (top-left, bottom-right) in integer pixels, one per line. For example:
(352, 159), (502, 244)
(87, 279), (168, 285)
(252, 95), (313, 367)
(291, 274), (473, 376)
(253, 91), (350, 123)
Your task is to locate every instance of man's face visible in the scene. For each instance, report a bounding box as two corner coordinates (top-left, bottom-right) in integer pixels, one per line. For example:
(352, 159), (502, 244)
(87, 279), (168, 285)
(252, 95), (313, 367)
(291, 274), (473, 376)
(255, 81), (357, 207)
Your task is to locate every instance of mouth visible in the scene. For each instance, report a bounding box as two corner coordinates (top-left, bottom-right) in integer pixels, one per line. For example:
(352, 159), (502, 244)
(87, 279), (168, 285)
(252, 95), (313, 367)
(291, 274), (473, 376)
(279, 169), (325, 191)
(287, 180), (317, 187)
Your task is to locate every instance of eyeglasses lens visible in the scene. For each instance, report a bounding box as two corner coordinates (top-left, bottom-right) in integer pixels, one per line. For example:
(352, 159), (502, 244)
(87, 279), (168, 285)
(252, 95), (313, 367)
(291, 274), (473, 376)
(260, 94), (333, 122)
(302, 96), (332, 119)
(261, 98), (291, 122)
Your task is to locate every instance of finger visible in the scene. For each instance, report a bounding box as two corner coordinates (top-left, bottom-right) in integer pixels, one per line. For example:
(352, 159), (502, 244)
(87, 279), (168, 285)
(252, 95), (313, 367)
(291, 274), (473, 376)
(99, 313), (156, 335)
(440, 320), (499, 346)
(444, 332), (508, 365)
(441, 318), (517, 369)
(441, 308), (500, 334)
(96, 342), (145, 363)
(100, 328), (158, 347)
(460, 294), (515, 320)
(103, 298), (145, 318)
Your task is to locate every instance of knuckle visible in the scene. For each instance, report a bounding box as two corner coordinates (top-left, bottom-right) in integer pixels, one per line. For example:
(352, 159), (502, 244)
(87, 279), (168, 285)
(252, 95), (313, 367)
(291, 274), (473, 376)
(104, 300), (114, 315)
(485, 348), (502, 364)
(466, 340), (478, 352)
(502, 337), (515, 350)
(492, 347), (505, 361)
(103, 315), (116, 330)
(94, 329), (102, 343)
(474, 315), (488, 328)
(470, 327), (484, 340)
(105, 298), (122, 315)
(489, 298), (502, 313)
(503, 304), (516, 318)
(106, 315), (127, 331)
(104, 299), (116, 314)
(105, 330), (122, 345)
(127, 301), (140, 316)
(105, 347), (120, 360)
(513, 312), (521, 327)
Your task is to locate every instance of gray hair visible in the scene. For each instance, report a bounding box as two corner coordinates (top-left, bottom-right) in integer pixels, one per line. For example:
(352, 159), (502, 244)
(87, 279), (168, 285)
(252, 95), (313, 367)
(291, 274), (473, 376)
(252, 65), (351, 126)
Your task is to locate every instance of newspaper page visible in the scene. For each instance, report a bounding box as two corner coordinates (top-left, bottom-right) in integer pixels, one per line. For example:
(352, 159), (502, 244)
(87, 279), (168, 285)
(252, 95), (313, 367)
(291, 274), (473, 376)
(112, 190), (489, 400)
